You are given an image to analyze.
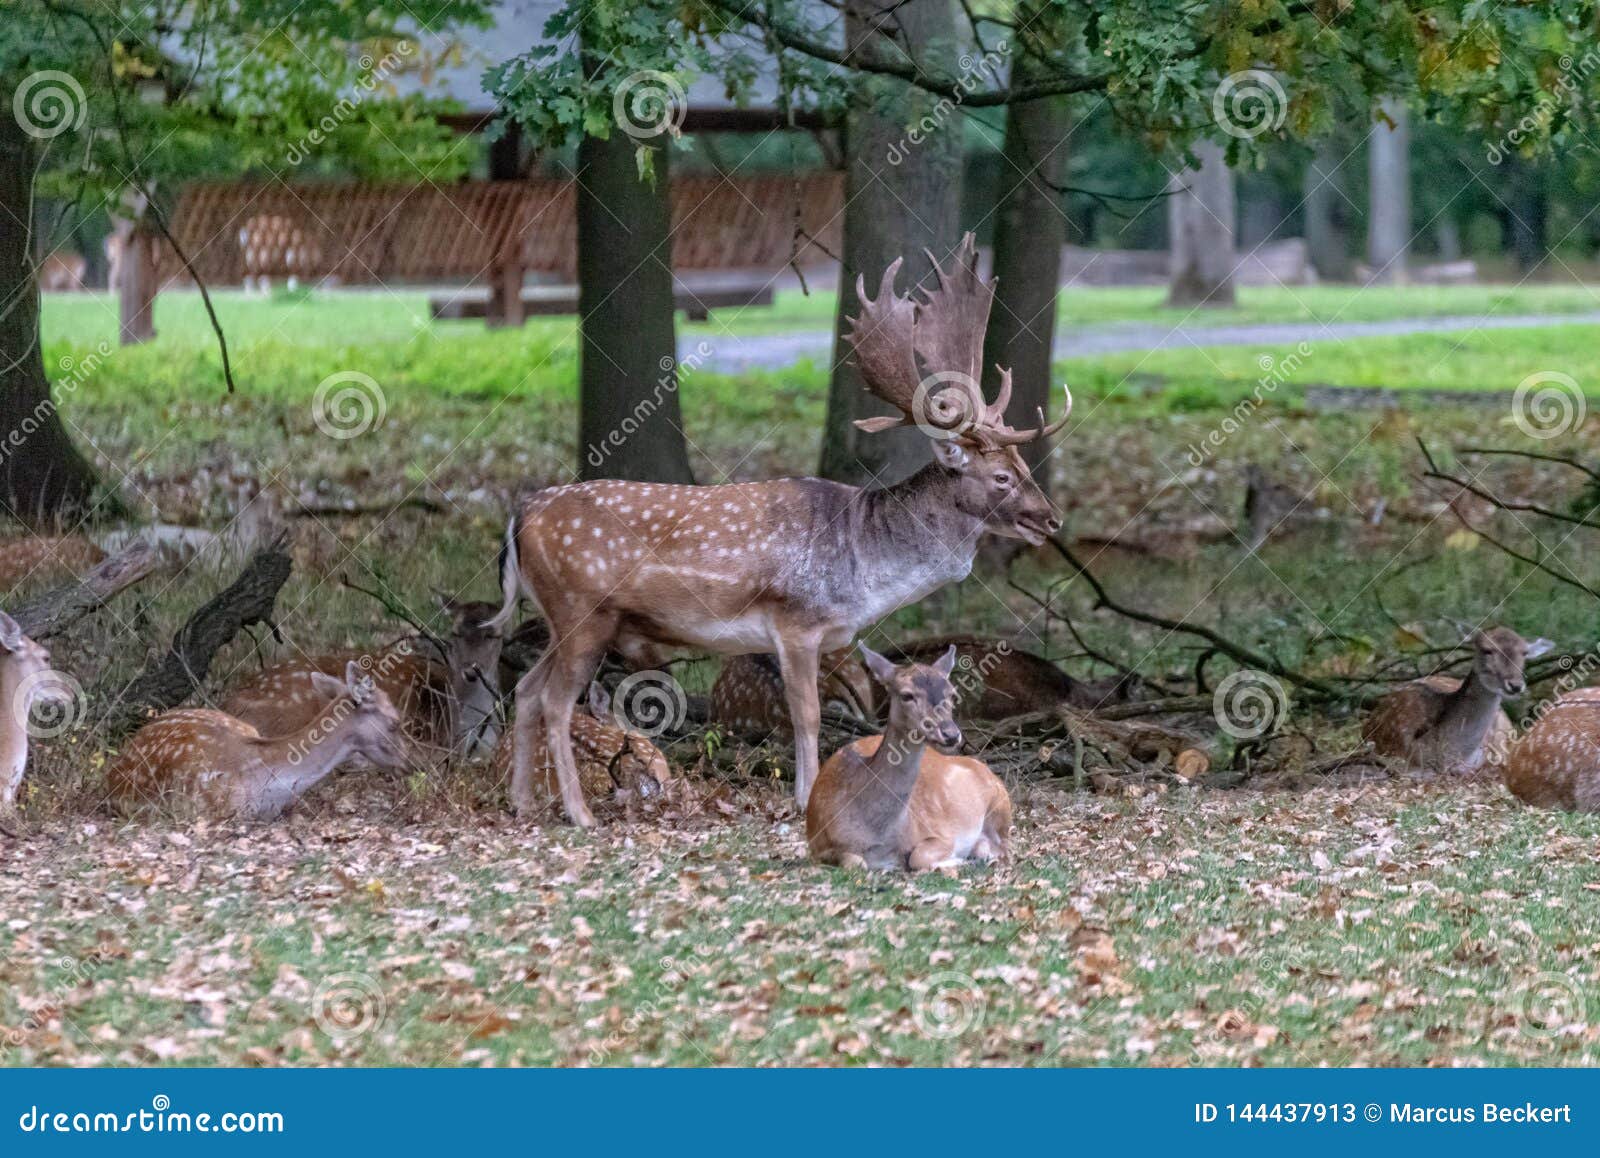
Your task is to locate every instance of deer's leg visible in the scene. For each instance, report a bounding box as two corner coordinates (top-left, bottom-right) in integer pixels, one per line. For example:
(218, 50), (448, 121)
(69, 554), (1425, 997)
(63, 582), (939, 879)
(536, 615), (617, 828)
(775, 639), (822, 809)
(508, 658), (552, 817)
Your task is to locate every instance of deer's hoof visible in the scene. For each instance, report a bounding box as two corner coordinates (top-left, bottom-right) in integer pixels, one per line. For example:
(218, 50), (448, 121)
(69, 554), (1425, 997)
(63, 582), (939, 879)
(567, 805), (599, 829)
(0, 810), (26, 839)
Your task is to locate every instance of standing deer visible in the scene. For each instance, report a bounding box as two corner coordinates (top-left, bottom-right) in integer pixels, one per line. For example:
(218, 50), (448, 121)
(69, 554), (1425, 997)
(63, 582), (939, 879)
(1, 610), (75, 828)
(1363, 627), (1549, 773)
(710, 650), (876, 739)
(1503, 687), (1600, 811)
(108, 661), (406, 820)
(222, 597), (502, 761)
(488, 235), (1067, 825)
(807, 645), (1012, 871)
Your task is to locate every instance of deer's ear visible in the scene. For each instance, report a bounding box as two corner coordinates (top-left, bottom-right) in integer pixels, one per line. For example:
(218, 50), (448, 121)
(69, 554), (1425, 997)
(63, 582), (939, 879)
(586, 680), (611, 718)
(1527, 637), (1556, 659)
(858, 643), (897, 687)
(308, 671), (345, 700)
(934, 644), (958, 677)
(929, 438), (970, 470)
(0, 610), (21, 652)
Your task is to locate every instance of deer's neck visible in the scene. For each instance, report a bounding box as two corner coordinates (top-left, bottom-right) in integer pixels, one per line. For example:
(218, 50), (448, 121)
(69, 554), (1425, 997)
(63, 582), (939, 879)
(450, 666), (500, 755)
(0, 667), (29, 802)
(855, 727), (929, 832)
(1435, 674), (1501, 754)
(847, 465), (985, 620)
(242, 719), (359, 807)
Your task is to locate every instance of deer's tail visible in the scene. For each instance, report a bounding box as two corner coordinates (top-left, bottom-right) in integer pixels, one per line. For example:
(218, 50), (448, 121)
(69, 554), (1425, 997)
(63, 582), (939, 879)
(484, 511), (529, 632)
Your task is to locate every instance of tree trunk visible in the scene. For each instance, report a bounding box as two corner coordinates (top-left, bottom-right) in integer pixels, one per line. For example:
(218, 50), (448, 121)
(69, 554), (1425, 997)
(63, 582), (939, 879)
(1365, 98), (1410, 282)
(983, 93), (1069, 489)
(1166, 140), (1236, 307)
(1507, 158), (1548, 273)
(1303, 142), (1351, 280)
(575, 129), (694, 484)
(819, 0), (963, 486)
(0, 112), (101, 528)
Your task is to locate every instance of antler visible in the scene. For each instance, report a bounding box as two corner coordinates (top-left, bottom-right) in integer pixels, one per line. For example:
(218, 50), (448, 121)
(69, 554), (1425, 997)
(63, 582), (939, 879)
(844, 233), (1070, 446)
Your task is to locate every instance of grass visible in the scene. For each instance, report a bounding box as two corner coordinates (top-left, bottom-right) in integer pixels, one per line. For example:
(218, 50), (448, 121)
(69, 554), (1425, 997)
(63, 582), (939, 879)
(8, 284), (1600, 1066)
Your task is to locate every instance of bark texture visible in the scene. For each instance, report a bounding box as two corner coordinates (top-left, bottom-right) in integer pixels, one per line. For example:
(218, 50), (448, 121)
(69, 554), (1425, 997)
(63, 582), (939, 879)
(1166, 140), (1237, 307)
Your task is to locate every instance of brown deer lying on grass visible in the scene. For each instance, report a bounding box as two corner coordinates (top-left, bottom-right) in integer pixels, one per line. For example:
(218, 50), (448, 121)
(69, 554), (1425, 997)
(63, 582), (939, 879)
(489, 682), (671, 809)
(1503, 688), (1600, 811)
(108, 662), (407, 820)
(710, 650), (876, 739)
(490, 235), (1067, 825)
(1, 610), (75, 830)
(0, 535), (106, 592)
(883, 634), (1143, 720)
(808, 645), (1012, 871)
(1363, 628), (1549, 773)
(222, 597), (503, 762)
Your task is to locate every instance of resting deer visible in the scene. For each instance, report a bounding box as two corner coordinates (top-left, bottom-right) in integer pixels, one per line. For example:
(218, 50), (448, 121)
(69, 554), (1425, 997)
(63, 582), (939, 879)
(489, 235), (1067, 825)
(490, 681), (671, 808)
(108, 661), (406, 820)
(0, 535), (106, 591)
(1363, 627), (1549, 773)
(1, 610), (75, 829)
(222, 597), (502, 762)
(1503, 688), (1600, 811)
(710, 650), (876, 739)
(807, 645), (1012, 871)
(883, 634), (1143, 720)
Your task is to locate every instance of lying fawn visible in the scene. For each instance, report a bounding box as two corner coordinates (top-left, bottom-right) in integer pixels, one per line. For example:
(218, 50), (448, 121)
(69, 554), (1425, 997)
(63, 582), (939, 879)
(490, 236), (1067, 825)
(710, 650), (876, 739)
(807, 645), (1012, 872)
(0, 535), (105, 592)
(1363, 627), (1549, 773)
(108, 661), (406, 820)
(490, 682), (671, 807)
(222, 597), (502, 761)
(884, 634), (1142, 719)
(1, 610), (74, 826)
(1503, 688), (1600, 811)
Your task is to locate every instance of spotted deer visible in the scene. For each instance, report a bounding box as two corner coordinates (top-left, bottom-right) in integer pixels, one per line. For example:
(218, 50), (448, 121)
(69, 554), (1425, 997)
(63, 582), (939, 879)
(222, 598), (502, 761)
(807, 645), (1012, 871)
(710, 650), (876, 739)
(489, 235), (1068, 825)
(1, 610), (74, 828)
(884, 634), (1144, 720)
(1363, 628), (1550, 773)
(108, 661), (406, 820)
(1503, 688), (1600, 811)
(489, 682), (671, 808)
(0, 535), (106, 592)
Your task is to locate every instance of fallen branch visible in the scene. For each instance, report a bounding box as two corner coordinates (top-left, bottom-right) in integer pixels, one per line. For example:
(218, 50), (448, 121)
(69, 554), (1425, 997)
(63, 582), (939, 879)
(1043, 536), (1339, 698)
(11, 540), (157, 639)
(103, 537), (292, 734)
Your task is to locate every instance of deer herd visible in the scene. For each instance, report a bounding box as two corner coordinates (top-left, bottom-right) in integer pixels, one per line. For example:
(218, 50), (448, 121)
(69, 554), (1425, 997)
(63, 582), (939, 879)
(4, 238), (1600, 866)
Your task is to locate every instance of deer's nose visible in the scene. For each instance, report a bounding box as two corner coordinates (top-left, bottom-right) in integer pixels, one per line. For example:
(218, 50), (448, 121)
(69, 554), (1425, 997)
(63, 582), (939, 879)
(1506, 680), (1526, 697)
(938, 724), (963, 748)
(1043, 513), (1062, 533)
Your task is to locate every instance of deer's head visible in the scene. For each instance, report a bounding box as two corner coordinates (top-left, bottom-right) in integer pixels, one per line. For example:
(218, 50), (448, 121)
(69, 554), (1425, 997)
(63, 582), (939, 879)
(845, 234), (1067, 545)
(860, 643), (962, 750)
(584, 682), (671, 799)
(1470, 627), (1552, 699)
(0, 610), (69, 723)
(437, 595), (504, 755)
(309, 661), (408, 769)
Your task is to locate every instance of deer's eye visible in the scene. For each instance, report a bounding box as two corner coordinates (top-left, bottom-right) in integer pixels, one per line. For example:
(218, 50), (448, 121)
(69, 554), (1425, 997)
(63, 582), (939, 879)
(899, 692), (915, 704)
(992, 472), (1012, 487)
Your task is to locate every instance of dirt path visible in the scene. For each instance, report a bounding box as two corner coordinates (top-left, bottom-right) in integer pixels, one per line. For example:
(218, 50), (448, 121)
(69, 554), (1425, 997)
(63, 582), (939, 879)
(688, 310), (1600, 373)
